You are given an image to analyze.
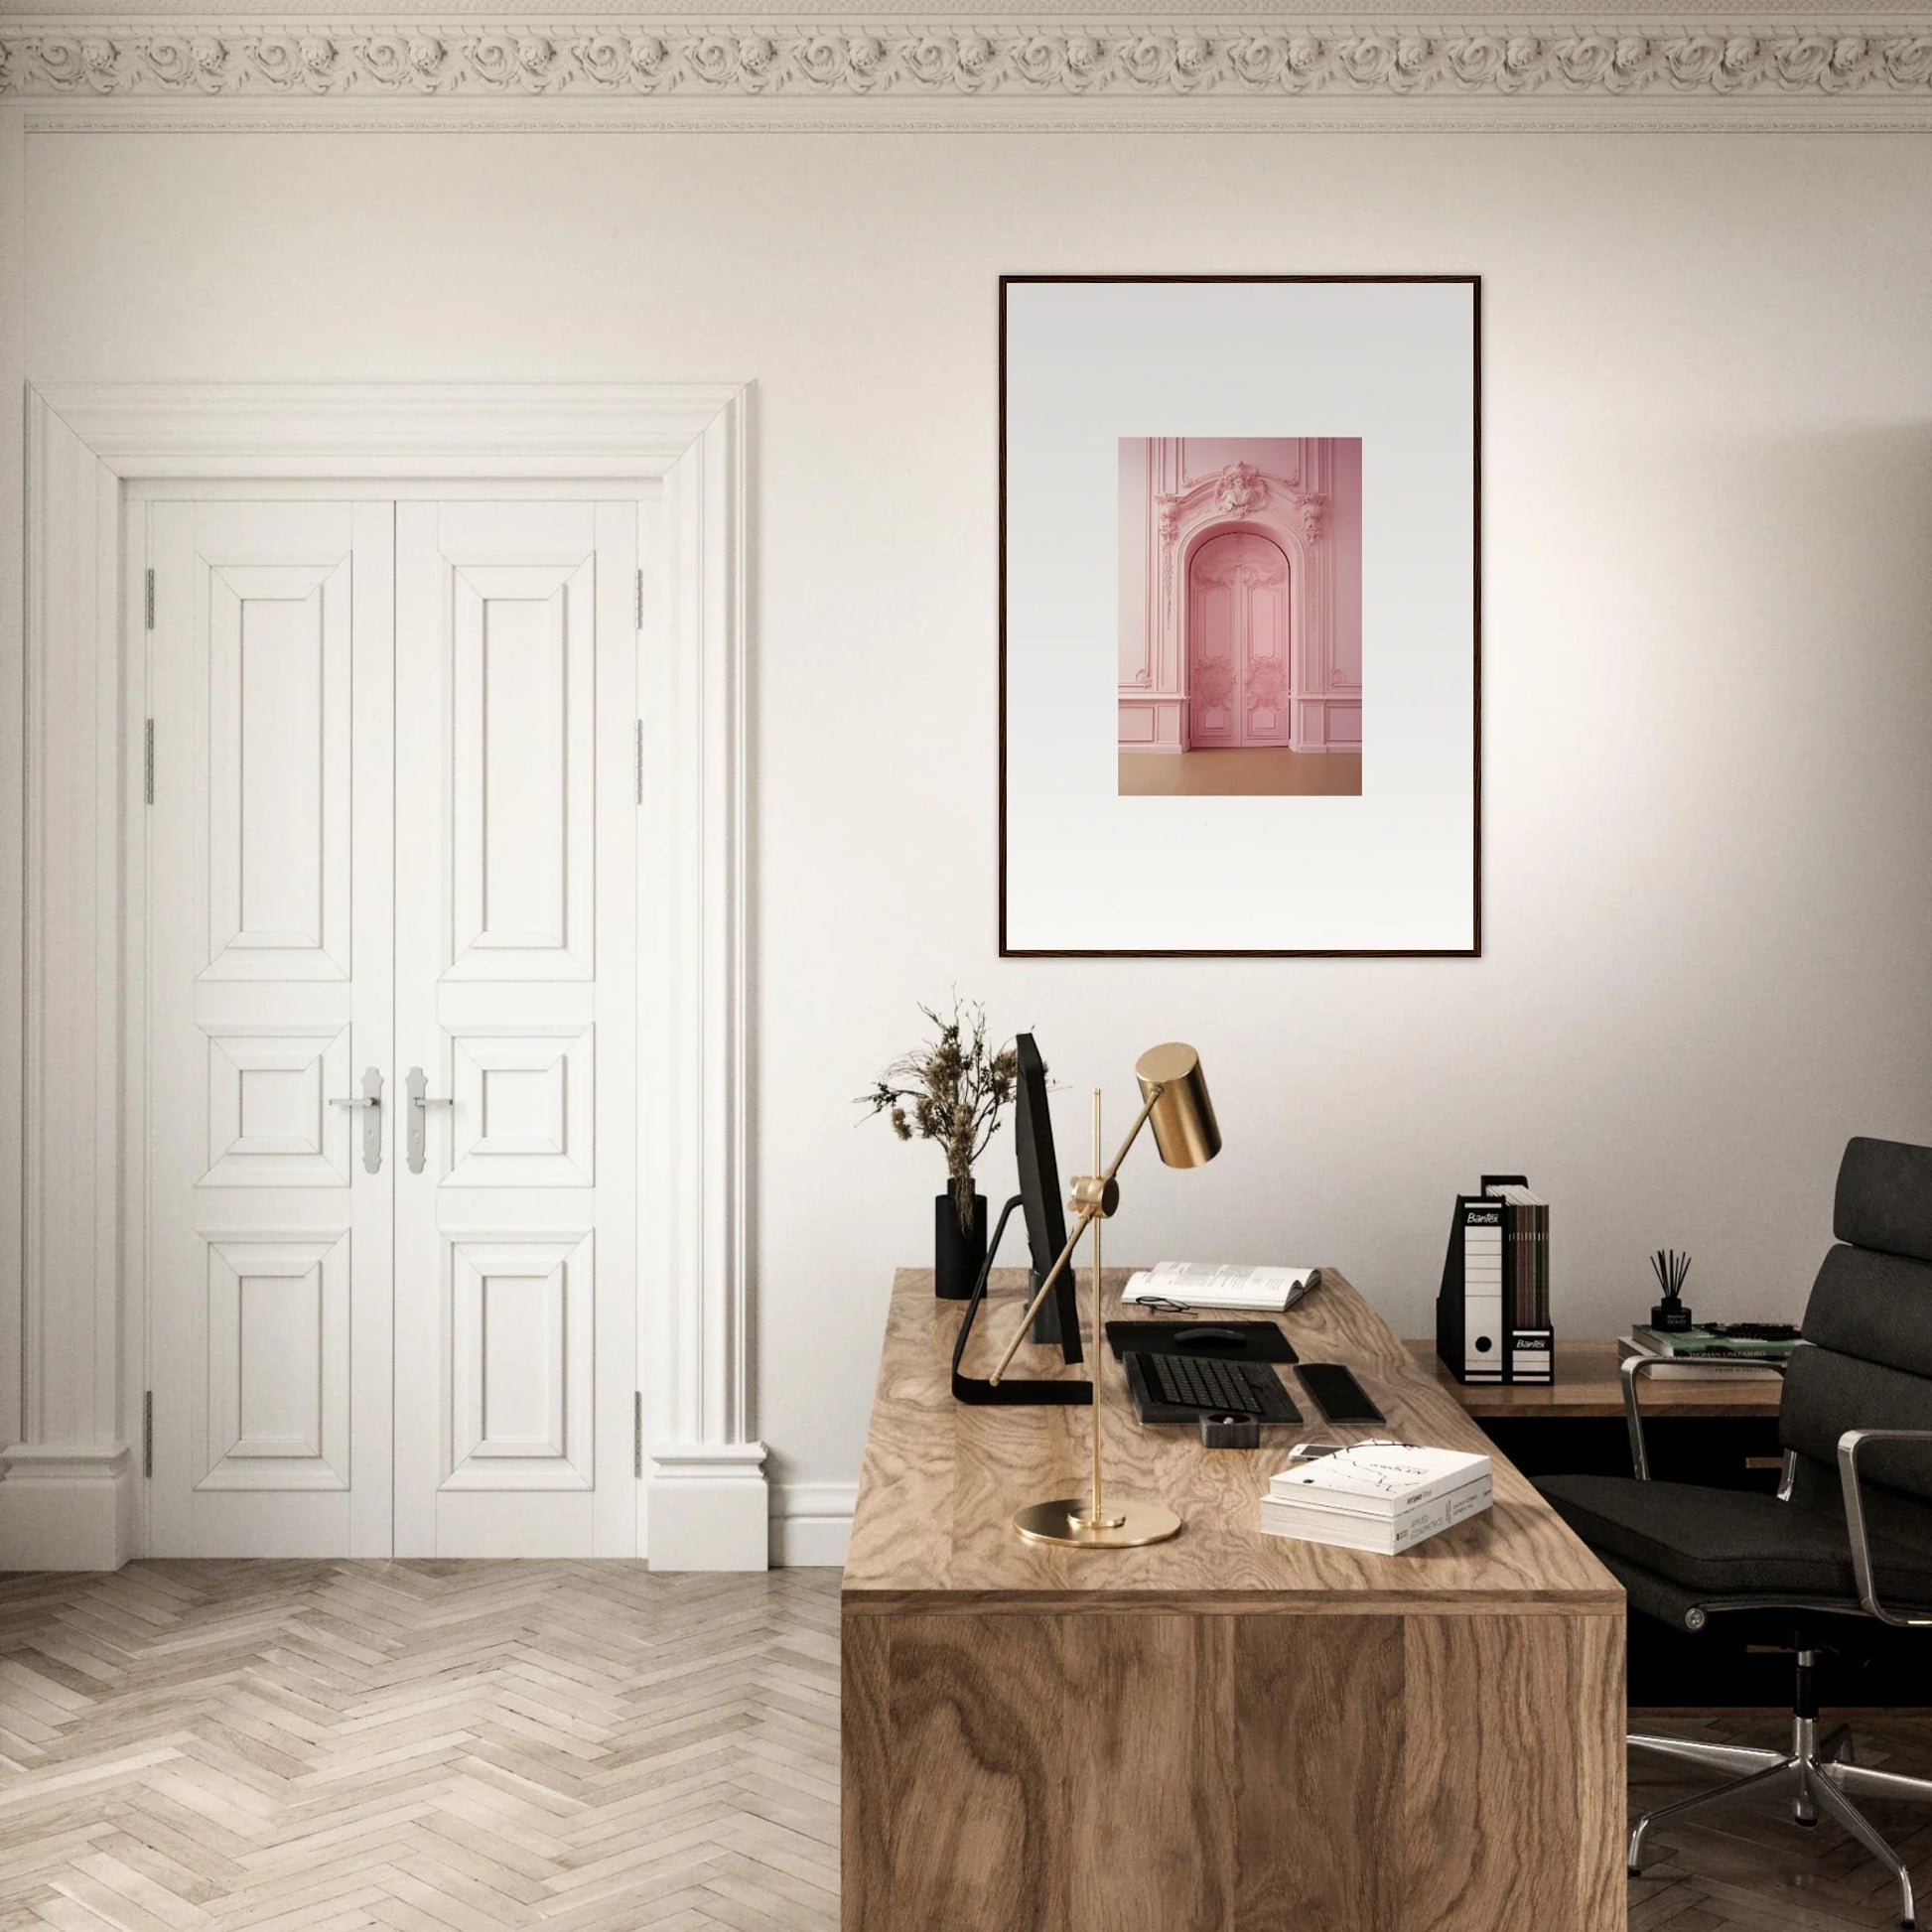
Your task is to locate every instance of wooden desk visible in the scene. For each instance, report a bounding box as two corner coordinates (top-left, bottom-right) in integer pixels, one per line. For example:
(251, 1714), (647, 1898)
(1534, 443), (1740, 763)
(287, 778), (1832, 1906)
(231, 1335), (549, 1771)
(1407, 1336), (1784, 1420)
(843, 1269), (1625, 1932)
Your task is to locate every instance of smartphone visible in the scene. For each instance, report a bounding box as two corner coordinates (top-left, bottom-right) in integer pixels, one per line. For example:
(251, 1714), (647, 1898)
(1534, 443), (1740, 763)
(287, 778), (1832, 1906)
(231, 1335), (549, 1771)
(1297, 1363), (1385, 1426)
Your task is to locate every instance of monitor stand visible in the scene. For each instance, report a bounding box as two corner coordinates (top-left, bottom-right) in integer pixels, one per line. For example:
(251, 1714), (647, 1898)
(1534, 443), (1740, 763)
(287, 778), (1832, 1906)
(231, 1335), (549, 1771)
(1029, 1269), (1071, 1347)
(951, 1196), (1092, 1407)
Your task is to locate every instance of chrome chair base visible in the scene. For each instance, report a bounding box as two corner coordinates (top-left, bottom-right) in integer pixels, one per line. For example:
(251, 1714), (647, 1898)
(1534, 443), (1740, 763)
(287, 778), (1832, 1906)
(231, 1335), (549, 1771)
(1629, 1711), (1932, 1929)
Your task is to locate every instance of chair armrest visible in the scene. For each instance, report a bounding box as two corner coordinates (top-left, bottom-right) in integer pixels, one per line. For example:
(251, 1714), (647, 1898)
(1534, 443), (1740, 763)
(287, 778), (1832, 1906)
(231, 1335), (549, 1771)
(1837, 1429), (1932, 1627)
(1621, 1351), (1789, 1481)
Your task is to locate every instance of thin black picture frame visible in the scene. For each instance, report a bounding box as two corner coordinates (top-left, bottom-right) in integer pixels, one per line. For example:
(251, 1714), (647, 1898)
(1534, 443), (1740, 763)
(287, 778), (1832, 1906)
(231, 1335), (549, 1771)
(997, 273), (1482, 959)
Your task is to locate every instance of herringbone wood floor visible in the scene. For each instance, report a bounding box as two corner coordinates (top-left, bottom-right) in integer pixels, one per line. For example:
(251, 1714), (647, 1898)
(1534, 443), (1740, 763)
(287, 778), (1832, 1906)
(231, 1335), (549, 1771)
(1, 1563), (1929, 1929)
(0, 1563), (840, 1931)
(1629, 1708), (1932, 1931)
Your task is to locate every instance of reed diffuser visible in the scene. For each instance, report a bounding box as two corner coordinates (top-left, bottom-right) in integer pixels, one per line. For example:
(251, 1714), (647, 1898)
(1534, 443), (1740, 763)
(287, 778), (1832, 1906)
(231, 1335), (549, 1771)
(1649, 1248), (1694, 1332)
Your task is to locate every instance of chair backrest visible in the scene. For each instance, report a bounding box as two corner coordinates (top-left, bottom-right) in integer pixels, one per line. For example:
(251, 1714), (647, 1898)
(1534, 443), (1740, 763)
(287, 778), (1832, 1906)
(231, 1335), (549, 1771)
(1781, 1138), (1932, 1533)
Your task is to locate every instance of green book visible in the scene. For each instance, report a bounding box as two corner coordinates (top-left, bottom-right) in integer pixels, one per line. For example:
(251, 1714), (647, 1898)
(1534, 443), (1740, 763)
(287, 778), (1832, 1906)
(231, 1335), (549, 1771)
(1631, 1325), (1797, 1360)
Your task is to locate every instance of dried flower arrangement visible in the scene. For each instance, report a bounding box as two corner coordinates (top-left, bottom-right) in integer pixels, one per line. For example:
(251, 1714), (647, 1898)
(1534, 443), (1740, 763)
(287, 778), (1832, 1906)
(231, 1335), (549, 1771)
(860, 998), (1021, 1235)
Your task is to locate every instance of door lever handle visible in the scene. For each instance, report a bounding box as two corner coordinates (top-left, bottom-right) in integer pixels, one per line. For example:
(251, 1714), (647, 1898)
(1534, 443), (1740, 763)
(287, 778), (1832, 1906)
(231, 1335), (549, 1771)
(405, 1066), (452, 1175)
(330, 1067), (384, 1174)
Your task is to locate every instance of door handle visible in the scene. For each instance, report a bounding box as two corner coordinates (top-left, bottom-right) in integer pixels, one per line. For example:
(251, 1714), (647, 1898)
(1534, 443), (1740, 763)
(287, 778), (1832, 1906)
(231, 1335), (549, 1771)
(405, 1065), (454, 1175)
(330, 1066), (384, 1174)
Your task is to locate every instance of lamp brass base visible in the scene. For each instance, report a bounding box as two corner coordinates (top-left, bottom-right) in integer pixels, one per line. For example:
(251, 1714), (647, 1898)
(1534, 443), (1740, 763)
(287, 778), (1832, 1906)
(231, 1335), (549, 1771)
(1012, 1496), (1182, 1549)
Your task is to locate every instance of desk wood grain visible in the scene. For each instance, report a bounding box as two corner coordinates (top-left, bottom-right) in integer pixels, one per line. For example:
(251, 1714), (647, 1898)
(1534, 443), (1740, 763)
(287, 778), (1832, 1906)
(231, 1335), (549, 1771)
(842, 1268), (1626, 1932)
(1408, 1336), (1784, 1419)
(844, 1268), (1621, 1614)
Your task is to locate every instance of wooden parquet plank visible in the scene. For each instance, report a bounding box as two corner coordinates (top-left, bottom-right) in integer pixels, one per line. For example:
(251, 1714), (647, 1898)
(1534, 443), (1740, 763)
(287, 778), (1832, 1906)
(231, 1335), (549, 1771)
(1629, 1709), (1932, 1930)
(0, 1567), (842, 1932)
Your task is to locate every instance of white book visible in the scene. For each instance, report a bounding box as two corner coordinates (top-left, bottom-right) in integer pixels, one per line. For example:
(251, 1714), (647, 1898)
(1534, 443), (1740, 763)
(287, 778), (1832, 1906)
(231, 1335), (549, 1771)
(1268, 1443), (1490, 1516)
(1121, 1261), (1317, 1313)
(1260, 1472), (1493, 1555)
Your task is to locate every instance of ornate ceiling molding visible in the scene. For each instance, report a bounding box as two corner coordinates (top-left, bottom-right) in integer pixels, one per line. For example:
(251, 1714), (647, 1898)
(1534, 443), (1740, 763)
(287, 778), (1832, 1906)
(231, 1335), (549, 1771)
(4, 17), (1932, 122)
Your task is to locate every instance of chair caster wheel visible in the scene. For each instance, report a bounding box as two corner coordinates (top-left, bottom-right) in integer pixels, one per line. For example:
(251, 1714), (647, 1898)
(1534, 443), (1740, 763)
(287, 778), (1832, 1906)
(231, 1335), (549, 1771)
(1627, 1868), (1641, 1878)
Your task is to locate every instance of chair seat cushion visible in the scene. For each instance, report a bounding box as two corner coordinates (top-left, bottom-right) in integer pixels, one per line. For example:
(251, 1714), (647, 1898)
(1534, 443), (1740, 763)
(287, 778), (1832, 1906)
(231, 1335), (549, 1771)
(1536, 1473), (1932, 1601)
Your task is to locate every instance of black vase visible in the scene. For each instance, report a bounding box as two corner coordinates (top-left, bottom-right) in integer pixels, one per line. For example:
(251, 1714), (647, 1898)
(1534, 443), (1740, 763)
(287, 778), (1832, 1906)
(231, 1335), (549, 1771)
(934, 1187), (989, 1301)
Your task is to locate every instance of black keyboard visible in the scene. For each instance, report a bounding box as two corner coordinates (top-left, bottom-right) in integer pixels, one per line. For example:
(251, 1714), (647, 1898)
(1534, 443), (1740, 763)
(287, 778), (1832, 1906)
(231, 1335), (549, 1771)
(1129, 1351), (1302, 1423)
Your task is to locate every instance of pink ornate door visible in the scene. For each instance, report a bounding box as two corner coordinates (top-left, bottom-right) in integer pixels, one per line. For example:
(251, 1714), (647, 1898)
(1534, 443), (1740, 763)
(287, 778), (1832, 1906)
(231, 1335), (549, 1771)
(1186, 532), (1291, 749)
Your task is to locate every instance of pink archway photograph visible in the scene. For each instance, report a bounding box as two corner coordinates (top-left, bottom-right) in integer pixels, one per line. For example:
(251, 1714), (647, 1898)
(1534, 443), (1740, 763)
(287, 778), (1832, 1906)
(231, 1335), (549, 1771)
(1117, 437), (1363, 796)
(1001, 275), (1477, 955)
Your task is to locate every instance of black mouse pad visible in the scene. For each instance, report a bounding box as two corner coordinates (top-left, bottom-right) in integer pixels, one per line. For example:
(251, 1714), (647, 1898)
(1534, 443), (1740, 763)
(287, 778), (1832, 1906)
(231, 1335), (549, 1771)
(1104, 1319), (1298, 1364)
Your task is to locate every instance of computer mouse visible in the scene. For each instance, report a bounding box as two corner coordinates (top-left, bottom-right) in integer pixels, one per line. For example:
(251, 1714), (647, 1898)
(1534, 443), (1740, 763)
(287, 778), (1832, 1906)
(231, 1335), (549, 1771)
(1173, 1325), (1247, 1350)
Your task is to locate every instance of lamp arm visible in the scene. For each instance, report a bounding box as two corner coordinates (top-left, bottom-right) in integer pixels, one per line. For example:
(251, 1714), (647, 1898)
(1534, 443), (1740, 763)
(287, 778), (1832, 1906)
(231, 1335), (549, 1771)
(1096, 1086), (1164, 1189)
(986, 1085), (1164, 1388)
(985, 1206), (1097, 1389)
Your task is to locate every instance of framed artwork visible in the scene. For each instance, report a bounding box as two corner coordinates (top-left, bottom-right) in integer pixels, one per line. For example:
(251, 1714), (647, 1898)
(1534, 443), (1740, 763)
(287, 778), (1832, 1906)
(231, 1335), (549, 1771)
(999, 275), (1480, 957)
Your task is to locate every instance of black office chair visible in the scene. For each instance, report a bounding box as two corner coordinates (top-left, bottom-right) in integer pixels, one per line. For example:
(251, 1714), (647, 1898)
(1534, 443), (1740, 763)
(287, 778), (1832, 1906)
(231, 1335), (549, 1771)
(1538, 1136), (1932, 1930)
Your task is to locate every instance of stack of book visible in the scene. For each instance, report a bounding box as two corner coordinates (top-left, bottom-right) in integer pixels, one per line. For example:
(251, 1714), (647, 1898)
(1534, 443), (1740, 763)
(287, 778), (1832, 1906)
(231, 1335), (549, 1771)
(1259, 1444), (1493, 1555)
(1618, 1323), (1797, 1382)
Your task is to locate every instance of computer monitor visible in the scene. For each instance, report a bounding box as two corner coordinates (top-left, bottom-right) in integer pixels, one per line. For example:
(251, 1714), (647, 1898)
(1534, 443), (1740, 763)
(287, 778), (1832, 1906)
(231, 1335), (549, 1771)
(948, 1031), (1089, 1405)
(1014, 1034), (1083, 1363)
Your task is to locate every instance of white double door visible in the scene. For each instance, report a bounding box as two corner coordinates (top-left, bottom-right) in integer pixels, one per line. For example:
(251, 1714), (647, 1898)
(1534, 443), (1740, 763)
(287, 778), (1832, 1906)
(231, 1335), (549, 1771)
(146, 494), (640, 1558)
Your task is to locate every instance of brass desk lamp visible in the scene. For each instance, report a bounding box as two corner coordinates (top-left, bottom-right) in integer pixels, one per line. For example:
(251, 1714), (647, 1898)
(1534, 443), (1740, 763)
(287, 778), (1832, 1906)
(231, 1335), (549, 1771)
(987, 1042), (1221, 1549)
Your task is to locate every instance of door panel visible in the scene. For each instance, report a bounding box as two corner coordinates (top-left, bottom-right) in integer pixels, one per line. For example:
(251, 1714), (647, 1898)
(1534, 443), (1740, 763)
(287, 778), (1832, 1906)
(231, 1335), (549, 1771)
(148, 501), (395, 1557)
(205, 565), (351, 977)
(200, 1232), (350, 1490)
(1186, 532), (1291, 750)
(393, 501), (637, 1557)
(449, 560), (596, 979)
(446, 1231), (595, 1489)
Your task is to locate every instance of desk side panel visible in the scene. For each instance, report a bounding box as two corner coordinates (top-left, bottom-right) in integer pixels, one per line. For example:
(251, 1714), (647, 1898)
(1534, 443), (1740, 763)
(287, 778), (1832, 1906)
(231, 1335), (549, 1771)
(1233, 1614), (1405, 1931)
(840, 1611), (890, 1927)
(1403, 1610), (1626, 1932)
(847, 1609), (1071, 1931)
(1066, 1613), (1236, 1932)
(842, 1602), (1620, 1932)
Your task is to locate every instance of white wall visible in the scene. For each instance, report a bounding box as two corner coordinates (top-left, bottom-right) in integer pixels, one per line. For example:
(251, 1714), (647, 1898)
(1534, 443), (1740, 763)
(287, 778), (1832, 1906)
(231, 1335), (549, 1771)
(19, 127), (1932, 1538)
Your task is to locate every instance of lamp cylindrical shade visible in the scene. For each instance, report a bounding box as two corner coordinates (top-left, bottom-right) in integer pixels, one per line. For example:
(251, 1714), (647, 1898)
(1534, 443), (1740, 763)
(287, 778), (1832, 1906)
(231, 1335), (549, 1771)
(1134, 1042), (1221, 1169)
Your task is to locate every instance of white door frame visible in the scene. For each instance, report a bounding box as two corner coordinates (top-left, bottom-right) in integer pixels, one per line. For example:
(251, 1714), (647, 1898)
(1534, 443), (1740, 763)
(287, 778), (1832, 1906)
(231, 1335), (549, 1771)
(2, 382), (764, 1572)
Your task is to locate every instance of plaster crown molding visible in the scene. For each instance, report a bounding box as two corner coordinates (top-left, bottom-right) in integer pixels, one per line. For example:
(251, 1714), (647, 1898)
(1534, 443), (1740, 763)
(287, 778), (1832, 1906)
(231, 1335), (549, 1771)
(4, 16), (1932, 117)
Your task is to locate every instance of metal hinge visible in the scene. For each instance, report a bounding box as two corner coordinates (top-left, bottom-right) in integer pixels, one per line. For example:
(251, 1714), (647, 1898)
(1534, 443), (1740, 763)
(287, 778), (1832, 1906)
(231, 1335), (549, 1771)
(142, 1391), (153, 1478)
(144, 720), (155, 805)
(635, 567), (644, 631)
(633, 1392), (643, 1478)
(634, 721), (644, 806)
(144, 568), (155, 631)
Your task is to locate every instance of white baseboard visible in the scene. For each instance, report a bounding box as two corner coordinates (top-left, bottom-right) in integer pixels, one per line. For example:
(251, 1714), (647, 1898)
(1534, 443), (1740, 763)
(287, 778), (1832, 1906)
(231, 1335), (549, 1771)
(0, 1445), (135, 1571)
(770, 1481), (855, 1568)
(645, 1443), (769, 1571)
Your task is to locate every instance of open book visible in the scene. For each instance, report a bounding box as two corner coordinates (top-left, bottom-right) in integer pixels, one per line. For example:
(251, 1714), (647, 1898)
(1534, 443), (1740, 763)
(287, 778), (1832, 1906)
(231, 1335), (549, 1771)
(1121, 1261), (1318, 1313)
